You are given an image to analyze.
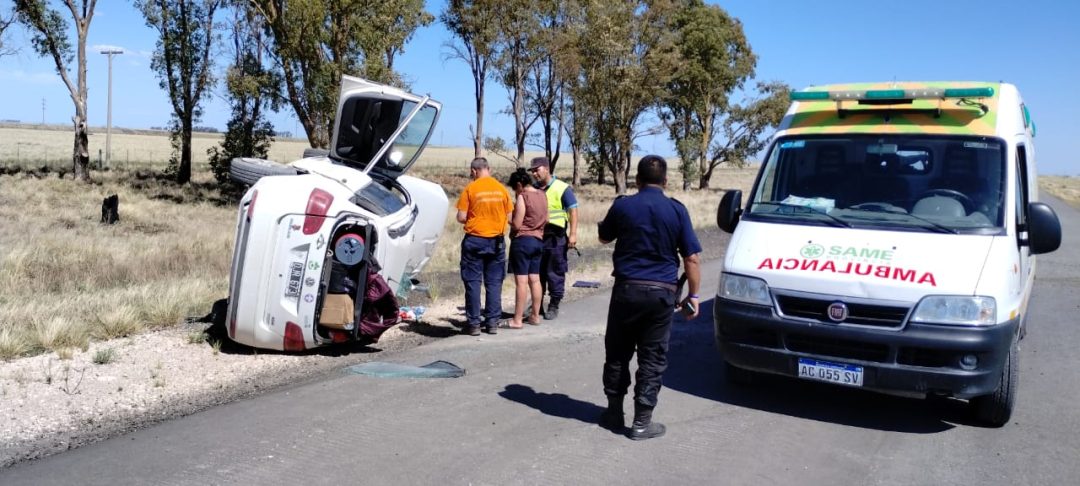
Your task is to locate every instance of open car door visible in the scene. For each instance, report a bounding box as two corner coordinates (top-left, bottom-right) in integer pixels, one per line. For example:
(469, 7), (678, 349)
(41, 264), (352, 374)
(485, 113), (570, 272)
(329, 76), (442, 179)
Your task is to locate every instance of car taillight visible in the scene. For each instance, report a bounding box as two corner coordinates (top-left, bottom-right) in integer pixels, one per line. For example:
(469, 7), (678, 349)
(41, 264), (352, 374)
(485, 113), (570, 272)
(284, 321), (306, 352)
(246, 190), (258, 222)
(303, 188), (334, 235)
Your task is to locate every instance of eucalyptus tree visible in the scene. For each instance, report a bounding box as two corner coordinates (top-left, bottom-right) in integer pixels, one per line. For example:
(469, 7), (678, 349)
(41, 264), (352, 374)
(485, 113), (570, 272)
(207, 2), (280, 185)
(441, 0), (499, 158)
(253, 0), (431, 149)
(575, 0), (680, 194)
(661, 0), (756, 188)
(14, 0), (97, 182)
(138, 0), (221, 184)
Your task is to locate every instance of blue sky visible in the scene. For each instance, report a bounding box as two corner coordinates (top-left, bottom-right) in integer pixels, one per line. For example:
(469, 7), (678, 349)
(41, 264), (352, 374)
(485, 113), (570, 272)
(1, 0), (1078, 174)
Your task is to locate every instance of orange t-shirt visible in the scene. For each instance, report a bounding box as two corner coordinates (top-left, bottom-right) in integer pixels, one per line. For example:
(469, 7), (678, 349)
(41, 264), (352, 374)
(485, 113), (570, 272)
(457, 176), (513, 237)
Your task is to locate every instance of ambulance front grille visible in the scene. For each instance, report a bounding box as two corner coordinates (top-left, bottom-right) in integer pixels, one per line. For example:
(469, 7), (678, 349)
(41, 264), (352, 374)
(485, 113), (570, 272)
(776, 295), (909, 328)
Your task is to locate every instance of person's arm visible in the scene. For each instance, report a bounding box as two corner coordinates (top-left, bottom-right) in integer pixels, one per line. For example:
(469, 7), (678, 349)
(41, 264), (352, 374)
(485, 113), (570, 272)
(512, 194), (526, 230)
(456, 210), (468, 224)
(598, 204), (617, 245)
(567, 207), (578, 248)
(455, 189), (469, 224)
(681, 253), (701, 319)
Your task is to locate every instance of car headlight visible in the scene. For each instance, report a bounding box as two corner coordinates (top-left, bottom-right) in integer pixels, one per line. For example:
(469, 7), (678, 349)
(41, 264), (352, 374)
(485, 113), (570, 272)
(910, 296), (996, 325)
(718, 273), (772, 306)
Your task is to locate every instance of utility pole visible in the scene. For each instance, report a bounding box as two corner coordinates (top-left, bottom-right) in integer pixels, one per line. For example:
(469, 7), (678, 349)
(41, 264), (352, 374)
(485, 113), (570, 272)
(100, 49), (123, 166)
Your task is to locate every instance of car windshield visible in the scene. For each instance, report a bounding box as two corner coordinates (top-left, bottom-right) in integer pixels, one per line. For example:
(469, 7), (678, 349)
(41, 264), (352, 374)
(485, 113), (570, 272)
(746, 135), (1006, 233)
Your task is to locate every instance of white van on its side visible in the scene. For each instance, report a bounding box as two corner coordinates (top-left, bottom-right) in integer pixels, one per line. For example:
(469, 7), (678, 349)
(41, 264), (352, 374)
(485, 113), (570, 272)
(713, 81), (1062, 427)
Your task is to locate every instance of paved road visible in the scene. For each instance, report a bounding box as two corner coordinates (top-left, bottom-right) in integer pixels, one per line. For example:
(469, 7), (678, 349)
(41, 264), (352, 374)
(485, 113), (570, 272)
(4, 197), (1079, 485)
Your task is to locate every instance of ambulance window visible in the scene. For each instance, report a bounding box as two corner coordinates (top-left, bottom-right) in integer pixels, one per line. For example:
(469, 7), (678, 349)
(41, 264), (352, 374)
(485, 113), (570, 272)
(1015, 145), (1029, 230)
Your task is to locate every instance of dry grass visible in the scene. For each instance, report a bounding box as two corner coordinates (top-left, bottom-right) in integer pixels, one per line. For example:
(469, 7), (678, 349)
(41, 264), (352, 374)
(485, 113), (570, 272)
(1039, 176), (1080, 209)
(0, 169), (235, 359)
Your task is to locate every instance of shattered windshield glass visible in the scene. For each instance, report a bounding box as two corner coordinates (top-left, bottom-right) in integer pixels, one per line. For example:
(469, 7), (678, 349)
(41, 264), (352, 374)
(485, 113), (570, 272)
(747, 136), (1006, 233)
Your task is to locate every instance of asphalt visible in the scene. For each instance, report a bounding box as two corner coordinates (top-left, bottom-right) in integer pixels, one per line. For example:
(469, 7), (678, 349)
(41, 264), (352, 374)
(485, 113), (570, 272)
(2, 196), (1079, 485)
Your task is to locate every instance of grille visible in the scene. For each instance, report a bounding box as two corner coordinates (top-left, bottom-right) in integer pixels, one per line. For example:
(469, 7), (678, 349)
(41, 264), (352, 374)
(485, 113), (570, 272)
(776, 295), (909, 328)
(786, 333), (890, 362)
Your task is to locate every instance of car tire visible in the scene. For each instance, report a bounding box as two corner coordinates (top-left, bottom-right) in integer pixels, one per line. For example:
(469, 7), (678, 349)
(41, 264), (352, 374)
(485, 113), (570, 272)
(302, 148), (330, 158)
(723, 360), (756, 386)
(971, 340), (1018, 427)
(229, 157), (297, 186)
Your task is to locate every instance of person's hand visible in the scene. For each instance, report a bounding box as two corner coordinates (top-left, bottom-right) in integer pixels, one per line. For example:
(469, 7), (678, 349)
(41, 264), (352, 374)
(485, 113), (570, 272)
(568, 233), (578, 249)
(680, 296), (700, 319)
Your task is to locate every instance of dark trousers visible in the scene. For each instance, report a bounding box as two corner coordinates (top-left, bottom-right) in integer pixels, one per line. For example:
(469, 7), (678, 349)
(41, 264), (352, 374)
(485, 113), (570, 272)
(540, 228), (568, 305)
(602, 282), (676, 408)
(460, 234), (506, 326)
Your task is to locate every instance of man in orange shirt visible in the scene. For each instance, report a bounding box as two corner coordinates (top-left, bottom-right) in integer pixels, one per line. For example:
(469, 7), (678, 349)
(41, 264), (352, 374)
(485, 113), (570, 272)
(457, 157), (514, 336)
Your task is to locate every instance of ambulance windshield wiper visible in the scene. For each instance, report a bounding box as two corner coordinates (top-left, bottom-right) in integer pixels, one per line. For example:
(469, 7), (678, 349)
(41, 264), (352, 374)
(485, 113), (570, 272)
(752, 201), (851, 228)
(844, 206), (958, 234)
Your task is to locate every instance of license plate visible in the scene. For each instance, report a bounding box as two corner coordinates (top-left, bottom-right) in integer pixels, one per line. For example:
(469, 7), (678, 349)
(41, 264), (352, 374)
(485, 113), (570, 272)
(797, 358), (863, 387)
(285, 261), (304, 297)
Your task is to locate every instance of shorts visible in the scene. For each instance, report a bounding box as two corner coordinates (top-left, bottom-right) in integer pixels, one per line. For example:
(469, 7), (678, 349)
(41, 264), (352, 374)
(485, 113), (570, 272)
(509, 236), (543, 276)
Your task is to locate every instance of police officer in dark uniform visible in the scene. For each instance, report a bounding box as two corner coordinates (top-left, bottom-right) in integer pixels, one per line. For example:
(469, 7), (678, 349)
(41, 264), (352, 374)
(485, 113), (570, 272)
(596, 155), (702, 440)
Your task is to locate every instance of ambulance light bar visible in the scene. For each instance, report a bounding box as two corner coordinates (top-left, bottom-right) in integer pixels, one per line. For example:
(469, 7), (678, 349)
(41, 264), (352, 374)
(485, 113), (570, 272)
(791, 87), (994, 102)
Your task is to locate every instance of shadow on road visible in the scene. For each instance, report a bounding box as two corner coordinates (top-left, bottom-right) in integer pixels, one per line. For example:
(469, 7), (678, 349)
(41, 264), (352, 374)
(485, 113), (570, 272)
(664, 298), (982, 433)
(498, 384), (623, 436)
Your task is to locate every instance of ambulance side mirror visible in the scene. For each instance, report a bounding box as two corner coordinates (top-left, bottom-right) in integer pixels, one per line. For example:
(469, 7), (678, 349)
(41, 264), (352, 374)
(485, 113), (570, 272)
(717, 190), (743, 233)
(1026, 202), (1061, 255)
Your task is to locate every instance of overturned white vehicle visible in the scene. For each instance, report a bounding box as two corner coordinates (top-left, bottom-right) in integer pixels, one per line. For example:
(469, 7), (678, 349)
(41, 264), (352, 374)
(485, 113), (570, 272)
(224, 76), (447, 351)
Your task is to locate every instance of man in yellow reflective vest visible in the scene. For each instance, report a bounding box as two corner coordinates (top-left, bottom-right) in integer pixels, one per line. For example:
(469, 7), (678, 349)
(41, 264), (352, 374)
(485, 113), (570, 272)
(528, 157), (578, 320)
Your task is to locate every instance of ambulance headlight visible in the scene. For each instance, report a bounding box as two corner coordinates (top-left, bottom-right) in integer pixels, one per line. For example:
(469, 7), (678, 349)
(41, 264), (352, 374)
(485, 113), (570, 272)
(719, 273), (772, 306)
(911, 296), (996, 325)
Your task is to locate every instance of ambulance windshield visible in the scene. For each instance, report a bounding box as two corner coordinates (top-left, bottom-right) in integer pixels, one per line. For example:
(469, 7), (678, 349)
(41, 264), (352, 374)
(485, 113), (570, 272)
(747, 135), (1006, 233)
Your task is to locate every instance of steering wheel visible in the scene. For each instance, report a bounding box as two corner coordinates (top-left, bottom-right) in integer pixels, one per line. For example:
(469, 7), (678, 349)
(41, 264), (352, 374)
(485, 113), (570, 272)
(917, 189), (974, 213)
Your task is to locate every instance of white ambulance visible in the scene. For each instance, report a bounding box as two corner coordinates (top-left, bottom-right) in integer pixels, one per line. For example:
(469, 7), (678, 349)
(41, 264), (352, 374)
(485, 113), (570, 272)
(713, 81), (1061, 426)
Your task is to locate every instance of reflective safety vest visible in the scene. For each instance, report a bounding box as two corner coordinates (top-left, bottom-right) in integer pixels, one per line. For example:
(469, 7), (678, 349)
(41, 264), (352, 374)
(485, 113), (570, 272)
(545, 178), (570, 228)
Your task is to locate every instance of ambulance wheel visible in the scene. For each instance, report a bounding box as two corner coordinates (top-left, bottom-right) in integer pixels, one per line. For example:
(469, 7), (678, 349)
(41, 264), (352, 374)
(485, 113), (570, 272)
(723, 360), (756, 386)
(971, 341), (1018, 427)
(229, 157), (296, 186)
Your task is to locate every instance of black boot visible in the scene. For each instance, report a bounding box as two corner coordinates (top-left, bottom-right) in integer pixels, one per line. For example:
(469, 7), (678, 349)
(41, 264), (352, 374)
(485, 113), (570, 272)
(545, 302), (560, 320)
(629, 405), (665, 440)
(598, 394), (625, 431)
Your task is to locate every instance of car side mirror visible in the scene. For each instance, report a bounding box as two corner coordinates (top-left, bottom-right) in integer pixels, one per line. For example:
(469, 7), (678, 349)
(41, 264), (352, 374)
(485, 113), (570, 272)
(717, 190), (743, 233)
(388, 150), (404, 167)
(1027, 202), (1061, 255)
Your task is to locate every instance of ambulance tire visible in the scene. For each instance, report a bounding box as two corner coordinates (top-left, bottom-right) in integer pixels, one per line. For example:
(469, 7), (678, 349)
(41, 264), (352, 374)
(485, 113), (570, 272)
(971, 340), (1018, 427)
(229, 157), (296, 186)
(723, 360), (756, 386)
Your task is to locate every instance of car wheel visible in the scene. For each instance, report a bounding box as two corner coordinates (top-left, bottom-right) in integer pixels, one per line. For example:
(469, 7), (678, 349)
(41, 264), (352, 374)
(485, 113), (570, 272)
(229, 157), (297, 186)
(971, 340), (1018, 427)
(302, 147), (330, 158)
(723, 360), (756, 386)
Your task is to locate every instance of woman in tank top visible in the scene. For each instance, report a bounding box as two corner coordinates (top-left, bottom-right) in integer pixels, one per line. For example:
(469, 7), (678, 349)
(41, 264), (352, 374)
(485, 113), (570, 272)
(504, 168), (548, 328)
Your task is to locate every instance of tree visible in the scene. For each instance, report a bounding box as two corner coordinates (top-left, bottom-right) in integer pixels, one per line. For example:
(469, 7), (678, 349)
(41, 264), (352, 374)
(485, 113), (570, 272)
(575, 0), (680, 194)
(661, 1), (756, 189)
(15, 0), (97, 182)
(441, 0), (499, 158)
(254, 0), (431, 149)
(490, 0), (542, 165)
(208, 3), (279, 185)
(1, 2), (17, 58)
(707, 81), (789, 173)
(138, 0), (221, 185)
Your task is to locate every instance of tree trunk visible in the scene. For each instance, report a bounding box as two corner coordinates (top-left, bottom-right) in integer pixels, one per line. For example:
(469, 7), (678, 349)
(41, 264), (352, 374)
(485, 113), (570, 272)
(698, 115), (712, 189)
(513, 72), (525, 165)
(572, 147), (582, 186)
(177, 118), (193, 184)
(72, 113), (90, 182)
(474, 80), (484, 158)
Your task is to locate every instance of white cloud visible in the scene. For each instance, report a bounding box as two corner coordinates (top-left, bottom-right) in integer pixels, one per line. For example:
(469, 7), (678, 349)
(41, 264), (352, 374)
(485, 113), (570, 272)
(91, 44), (127, 54)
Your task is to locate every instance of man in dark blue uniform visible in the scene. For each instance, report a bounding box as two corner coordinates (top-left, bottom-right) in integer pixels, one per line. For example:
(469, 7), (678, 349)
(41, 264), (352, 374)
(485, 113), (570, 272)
(596, 155), (702, 440)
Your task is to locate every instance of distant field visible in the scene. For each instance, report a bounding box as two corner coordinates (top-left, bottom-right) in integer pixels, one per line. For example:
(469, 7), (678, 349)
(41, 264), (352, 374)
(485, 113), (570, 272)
(1040, 175), (1080, 209)
(0, 125), (540, 173)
